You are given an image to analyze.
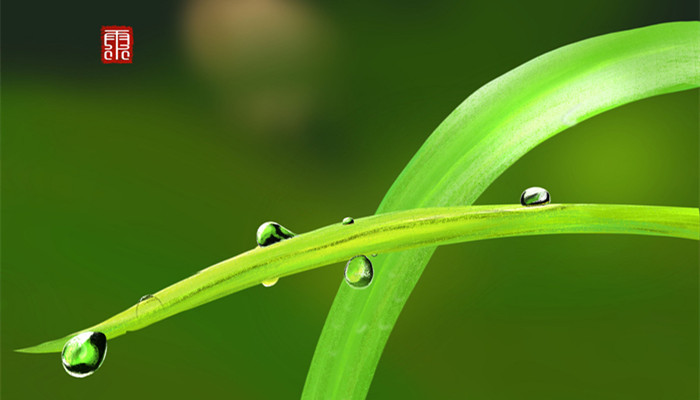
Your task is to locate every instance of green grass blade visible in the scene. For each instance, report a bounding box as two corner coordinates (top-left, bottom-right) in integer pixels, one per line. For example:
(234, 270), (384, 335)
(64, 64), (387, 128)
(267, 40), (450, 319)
(303, 22), (700, 399)
(17, 204), (699, 354)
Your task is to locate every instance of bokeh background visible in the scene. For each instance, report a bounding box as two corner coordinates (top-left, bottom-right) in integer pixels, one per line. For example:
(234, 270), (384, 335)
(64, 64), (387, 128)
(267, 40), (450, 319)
(2, 1), (698, 399)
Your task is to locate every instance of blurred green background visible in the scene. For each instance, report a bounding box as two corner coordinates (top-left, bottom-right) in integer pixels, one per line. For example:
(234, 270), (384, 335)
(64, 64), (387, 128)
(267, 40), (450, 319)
(2, 0), (698, 399)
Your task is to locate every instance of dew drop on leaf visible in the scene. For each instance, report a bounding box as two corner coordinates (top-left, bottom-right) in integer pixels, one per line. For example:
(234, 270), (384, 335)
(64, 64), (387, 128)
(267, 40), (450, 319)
(139, 294), (153, 302)
(262, 277), (279, 287)
(136, 294), (163, 318)
(344, 255), (373, 289)
(520, 187), (551, 206)
(256, 222), (295, 247)
(342, 217), (354, 225)
(61, 332), (108, 378)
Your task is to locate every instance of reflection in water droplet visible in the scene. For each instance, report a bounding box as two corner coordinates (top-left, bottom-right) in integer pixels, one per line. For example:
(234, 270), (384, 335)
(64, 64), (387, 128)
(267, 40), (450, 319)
(61, 332), (108, 378)
(344, 255), (373, 289)
(262, 277), (279, 287)
(520, 187), (551, 206)
(256, 222), (296, 247)
(342, 217), (354, 225)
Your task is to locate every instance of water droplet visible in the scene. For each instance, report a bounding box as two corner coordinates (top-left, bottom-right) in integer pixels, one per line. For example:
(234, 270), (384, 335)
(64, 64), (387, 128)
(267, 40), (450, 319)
(342, 217), (354, 225)
(139, 294), (153, 302)
(344, 255), (373, 289)
(261, 277), (279, 287)
(520, 187), (551, 206)
(256, 222), (295, 247)
(61, 332), (107, 378)
(136, 294), (163, 318)
(371, 253), (377, 257)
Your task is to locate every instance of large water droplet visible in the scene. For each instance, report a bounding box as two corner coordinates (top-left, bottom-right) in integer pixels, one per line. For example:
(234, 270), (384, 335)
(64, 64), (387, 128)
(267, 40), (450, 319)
(344, 255), (373, 289)
(261, 277), (279, 287)
(342, 217), (354, 225)
(256, 222), (295, 247)
(61, 332), (108, 378)
(520, 187), (551, 206)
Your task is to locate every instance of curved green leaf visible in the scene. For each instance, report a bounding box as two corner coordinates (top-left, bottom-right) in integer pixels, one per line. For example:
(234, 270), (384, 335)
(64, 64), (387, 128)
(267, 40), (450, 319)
(18, 204), (699, 354)
(303, 22), (700, 399)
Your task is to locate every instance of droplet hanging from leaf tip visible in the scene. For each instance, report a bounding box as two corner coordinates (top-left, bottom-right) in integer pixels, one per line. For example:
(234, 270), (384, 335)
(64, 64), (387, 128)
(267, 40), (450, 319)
(61, 332), (108, 378)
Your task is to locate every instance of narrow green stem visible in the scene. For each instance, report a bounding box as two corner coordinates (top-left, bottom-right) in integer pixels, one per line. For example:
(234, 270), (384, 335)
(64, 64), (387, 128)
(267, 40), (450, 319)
(18, 204), (699, 354)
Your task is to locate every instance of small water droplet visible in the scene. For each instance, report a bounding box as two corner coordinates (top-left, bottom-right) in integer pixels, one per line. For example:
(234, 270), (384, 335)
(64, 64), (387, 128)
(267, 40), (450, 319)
(136, 294), (163, 318)
(520, 187), (551, 206)
(61, 332), (107, 378)
(261, 277), (279, 287)
(342, 217), (354, 225)
(371, 253), (377, 257)
(139, 294), (153, 302)
(256, 222), (295, 247)
(344, 255), (373, 289)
